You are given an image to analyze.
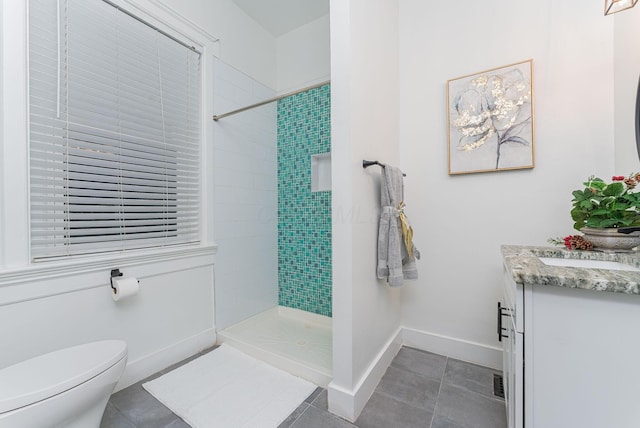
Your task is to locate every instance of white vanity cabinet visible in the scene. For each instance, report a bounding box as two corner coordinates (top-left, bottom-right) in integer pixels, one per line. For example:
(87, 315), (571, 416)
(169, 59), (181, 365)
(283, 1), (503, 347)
(502, 265), (640, 428)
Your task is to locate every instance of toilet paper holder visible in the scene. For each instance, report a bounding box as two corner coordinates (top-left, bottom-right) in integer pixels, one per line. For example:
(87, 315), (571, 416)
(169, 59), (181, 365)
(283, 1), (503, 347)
(109, 269), (140, 301)
(110, 269), (123, 294)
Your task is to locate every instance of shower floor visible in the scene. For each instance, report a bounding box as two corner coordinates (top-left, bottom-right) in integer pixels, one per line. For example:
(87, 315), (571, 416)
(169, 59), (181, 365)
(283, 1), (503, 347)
(217, 306), (332, 387)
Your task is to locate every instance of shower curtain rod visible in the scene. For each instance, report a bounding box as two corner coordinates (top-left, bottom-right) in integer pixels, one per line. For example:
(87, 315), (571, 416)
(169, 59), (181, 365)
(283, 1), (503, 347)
(212, 80), (330, 121)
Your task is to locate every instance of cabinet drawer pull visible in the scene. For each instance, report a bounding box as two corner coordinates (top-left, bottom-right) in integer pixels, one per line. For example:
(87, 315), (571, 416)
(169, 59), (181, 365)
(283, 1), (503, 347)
(497, 302), (511, 342)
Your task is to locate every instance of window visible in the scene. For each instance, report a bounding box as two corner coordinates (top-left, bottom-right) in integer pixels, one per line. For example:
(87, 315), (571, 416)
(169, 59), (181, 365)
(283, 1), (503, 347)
(29, 0), (201, 260)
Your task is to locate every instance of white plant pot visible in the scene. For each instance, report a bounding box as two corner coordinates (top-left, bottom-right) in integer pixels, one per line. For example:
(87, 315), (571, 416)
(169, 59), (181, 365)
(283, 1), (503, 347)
(581, 227), (640, 252)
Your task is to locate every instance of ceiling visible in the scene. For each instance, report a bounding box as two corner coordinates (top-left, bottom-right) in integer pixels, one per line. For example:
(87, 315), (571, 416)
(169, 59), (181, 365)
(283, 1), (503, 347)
(232, 0), (329, 37)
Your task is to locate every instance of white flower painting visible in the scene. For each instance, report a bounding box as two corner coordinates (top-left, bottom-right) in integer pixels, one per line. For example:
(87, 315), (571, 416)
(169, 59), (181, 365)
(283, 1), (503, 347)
(447, 60), (534, 175)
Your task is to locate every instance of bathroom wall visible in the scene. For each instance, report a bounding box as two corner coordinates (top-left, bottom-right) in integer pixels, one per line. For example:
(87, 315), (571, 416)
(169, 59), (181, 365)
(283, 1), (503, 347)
(328, 0), (624, 420)
(276, 14), (331, 93)
(0, 0), (278, 390)
(158, 0), (277, 89)
(329, 0), (403, 420)
(277, 84), (332, 317)
(158, 0), (331, 100)
(0, 257), (216, 389)
(212, 58), (279, 330)
(614, 10), (640, 174)
(0, 0), (4, 268)
(397, 0), (616, 368)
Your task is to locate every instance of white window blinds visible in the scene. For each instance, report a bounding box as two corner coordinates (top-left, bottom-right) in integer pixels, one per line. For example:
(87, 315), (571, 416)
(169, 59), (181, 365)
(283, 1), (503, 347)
(29, 0), (201, 260)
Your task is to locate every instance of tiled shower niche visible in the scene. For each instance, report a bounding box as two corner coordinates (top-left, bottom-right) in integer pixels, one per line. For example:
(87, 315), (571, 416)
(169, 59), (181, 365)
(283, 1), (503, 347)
(277, 84), (332, 317)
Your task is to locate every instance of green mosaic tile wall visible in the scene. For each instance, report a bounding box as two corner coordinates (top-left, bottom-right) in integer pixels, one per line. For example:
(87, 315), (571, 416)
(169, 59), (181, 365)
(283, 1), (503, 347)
(277, 84), (332, 317)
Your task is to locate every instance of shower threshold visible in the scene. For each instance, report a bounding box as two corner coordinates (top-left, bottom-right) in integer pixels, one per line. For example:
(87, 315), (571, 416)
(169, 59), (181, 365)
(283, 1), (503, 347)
(217, 306), (332, 387)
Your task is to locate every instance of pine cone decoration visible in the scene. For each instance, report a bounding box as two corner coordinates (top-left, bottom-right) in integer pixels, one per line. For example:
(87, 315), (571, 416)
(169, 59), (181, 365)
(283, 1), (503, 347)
(625, 178), (637, 189)
(549, 235), (595, 251)
(571, 235), (594, 251)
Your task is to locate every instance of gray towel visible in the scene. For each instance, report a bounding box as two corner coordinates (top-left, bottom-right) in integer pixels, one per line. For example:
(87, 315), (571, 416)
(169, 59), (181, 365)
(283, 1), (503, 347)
(376, 165), (420, 287)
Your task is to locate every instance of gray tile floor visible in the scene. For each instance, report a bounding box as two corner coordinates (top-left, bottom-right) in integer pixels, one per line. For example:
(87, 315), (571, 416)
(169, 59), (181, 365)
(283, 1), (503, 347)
(101, 346), (506, 428)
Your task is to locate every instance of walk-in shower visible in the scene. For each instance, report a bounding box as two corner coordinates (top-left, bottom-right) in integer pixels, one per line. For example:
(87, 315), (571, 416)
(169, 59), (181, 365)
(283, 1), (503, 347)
(212, 58), (332, 386)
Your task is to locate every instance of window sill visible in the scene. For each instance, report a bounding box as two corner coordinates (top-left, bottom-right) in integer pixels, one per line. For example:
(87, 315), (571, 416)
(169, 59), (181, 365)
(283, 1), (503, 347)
(0, 243), (218, 288)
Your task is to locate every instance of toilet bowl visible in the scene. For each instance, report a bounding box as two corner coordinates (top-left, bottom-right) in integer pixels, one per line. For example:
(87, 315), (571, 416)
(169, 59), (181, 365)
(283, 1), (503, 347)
(0, 340), (127, 428)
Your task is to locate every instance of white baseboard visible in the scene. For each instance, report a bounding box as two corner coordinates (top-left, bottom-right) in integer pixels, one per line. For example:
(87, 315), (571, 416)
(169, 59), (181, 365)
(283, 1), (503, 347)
(402, 327), (503, 371)
(115, 328), (217, 392)
(328, 327), (402, 422)
(327, 326), (502, 422)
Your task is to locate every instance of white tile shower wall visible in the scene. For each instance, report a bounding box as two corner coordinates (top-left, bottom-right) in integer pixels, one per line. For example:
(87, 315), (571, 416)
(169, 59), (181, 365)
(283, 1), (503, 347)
(213, 58), (278, 330)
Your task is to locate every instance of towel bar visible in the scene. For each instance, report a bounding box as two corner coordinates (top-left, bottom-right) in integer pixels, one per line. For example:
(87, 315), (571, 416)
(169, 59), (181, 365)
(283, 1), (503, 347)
(362, 160), (406, 176)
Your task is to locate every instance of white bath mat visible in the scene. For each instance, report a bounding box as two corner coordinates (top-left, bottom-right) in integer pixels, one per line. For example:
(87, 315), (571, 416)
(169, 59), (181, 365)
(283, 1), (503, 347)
(142, 344), (316, 428)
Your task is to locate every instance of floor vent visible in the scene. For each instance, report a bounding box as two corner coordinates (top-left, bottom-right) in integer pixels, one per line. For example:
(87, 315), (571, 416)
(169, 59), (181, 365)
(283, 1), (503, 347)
(493, 374), (505, 398)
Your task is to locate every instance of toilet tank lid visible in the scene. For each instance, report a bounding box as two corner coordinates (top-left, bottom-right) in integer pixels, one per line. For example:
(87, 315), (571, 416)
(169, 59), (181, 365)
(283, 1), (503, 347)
(0, 340), (127, 414)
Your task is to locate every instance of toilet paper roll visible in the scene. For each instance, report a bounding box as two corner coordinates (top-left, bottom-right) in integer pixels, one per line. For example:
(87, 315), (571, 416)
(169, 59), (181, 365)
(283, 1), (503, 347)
(111, 277), (140, 301)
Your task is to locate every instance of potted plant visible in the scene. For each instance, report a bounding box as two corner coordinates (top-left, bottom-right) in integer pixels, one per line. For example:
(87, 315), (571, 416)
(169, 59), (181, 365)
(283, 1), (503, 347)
(570, 174), (640, 250)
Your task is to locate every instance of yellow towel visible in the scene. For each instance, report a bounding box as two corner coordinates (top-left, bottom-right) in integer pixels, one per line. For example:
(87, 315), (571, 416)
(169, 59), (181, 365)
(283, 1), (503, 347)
(397, 201), (414, 258)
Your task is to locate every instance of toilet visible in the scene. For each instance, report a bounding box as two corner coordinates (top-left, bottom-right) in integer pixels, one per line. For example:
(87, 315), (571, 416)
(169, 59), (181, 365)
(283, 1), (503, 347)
(0, 340), (127, 428)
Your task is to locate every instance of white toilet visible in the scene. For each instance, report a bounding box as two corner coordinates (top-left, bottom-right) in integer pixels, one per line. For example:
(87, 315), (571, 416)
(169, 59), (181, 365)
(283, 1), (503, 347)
(0, 340), (128, 428)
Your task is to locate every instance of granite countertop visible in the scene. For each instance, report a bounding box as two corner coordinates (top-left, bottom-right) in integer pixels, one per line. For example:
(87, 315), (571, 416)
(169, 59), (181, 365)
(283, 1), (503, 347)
(501, 245), (640, 295)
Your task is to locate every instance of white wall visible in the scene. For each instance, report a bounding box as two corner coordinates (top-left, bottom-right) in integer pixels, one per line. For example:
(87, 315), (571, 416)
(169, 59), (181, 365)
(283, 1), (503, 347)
(276, 14), (331, 93)
(329, 0), (403, 421)
(614, 10), (640, 173)
(158, 0), (277, 90)
(398, 0), (615, 368)
(212, 58), (278, 329)
(0, 252), (216, 389)
(0, 0), (4, 269)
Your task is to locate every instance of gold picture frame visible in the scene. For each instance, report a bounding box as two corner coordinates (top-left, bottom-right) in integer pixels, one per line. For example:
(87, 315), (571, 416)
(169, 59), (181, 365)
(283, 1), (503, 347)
(447, 60), (535, 175)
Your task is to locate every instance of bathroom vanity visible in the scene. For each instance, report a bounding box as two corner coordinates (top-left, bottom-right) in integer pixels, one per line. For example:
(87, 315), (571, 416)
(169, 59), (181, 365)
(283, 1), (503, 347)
(501, 245), (640, 428)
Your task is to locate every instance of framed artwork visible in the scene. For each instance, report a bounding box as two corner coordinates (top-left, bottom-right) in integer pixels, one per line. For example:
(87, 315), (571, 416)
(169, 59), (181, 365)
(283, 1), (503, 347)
(447, 60), (534, 175)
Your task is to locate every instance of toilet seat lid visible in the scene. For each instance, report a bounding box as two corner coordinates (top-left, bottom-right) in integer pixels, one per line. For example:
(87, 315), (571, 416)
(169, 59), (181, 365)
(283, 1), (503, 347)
(0, 340), (127, 413)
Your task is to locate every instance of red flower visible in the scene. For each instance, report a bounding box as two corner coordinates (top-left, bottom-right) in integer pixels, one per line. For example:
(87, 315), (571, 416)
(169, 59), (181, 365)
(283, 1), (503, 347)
(612, 175), (625, 181)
